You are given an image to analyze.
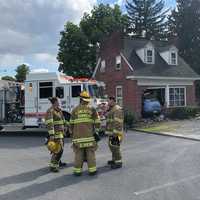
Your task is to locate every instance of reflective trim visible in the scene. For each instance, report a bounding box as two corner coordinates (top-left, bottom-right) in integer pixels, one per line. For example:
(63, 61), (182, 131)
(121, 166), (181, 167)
(95, 119), (101, 124)
(70, 118), (94, 124)
(49, 162), (59, 168)
(114, 117), (123, 123)
(88, 166), (97, 172)
(45, 119), (53, 124)
(54, 120), (64, 125)
(115, 160), (122, 163)
(113, 129), (123, 134)
(48, 130), (54, 135)
(72, 137), (95, 143)
(79, 142), (93, 148)
(73, 167), (82, 173)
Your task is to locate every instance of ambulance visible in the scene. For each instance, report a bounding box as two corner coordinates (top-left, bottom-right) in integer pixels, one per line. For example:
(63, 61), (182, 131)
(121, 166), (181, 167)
(24, 72), (106, 128)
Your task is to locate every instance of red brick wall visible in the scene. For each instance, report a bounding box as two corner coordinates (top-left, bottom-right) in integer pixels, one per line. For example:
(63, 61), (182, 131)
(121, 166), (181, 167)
(95, 32), (140, 115)
(186, 84), (196, 106)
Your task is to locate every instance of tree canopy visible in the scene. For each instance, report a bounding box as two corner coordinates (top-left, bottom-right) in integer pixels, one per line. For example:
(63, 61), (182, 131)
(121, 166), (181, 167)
(15, 64), (30, 82)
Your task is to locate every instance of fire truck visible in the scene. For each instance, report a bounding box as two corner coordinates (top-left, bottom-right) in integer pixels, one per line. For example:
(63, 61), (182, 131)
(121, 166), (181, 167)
(24, 72), (106, 128)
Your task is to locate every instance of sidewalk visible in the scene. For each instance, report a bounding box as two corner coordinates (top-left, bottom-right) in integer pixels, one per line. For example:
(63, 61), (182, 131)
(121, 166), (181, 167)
(134, 118), (200, 141)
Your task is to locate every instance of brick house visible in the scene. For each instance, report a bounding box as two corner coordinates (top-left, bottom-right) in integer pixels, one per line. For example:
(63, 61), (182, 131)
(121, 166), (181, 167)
(92, 32), (200, 117)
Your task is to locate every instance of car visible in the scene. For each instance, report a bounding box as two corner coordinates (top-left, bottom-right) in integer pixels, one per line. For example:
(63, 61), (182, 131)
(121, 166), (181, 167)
(142, 99), (161, 118)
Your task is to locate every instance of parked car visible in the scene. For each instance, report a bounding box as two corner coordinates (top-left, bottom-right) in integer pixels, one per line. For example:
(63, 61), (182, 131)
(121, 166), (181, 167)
(142, 99), (161, 118)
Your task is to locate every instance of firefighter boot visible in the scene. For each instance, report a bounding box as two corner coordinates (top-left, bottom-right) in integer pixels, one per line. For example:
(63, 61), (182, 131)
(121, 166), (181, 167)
(111, 161), (122, 169)
(107, 160), (115, 165)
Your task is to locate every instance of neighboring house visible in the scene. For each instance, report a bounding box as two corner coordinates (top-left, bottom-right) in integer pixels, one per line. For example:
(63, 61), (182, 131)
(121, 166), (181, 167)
(93, 32), (200, 117)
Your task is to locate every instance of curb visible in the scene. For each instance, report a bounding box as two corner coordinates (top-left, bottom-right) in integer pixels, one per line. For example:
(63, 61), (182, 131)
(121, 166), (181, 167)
(133, 129), (200, 142)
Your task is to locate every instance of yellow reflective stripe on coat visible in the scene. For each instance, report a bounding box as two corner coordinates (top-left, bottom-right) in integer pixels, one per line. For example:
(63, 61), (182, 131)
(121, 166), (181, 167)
(70, 118), (94, 124)
(114, 117), (123, 123)
(72, 137), (95, 143)
(48, 130), (54, 135)
(45, 119), (53, 124)
(54, 120), (64, 125)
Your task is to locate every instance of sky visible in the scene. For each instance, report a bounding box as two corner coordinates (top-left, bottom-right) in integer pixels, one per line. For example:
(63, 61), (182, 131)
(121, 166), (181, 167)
(0, 0), (176, 77)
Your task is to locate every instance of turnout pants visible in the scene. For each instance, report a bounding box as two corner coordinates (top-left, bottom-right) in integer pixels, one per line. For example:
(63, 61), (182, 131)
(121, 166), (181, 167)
(73, 145), (97, 174)
(50, 139), (64, 169)
(108, 136), (122, 164)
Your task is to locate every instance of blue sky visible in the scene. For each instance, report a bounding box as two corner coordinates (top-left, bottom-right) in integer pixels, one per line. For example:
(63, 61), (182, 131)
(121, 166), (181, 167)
(0, 0), (176, 77)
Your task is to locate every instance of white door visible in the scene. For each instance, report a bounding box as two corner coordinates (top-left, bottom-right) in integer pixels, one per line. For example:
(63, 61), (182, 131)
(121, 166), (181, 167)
(25, 81), (38, 114)
(25, 81), (38, 126)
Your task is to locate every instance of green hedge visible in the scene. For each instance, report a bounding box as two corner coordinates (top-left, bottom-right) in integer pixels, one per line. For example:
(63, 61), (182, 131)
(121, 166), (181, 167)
(166, 107), (200, 120)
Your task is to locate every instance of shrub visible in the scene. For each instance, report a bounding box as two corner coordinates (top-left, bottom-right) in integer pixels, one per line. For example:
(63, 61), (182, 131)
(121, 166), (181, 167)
(124, 110), (136, 128)
(166, 106), (200, 120)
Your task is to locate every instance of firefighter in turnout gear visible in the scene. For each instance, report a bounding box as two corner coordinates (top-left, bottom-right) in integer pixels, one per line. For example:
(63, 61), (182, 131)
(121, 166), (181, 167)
(45, 97), (68, 172)
(106, 96), (124, 169)
(70, 91), (100, 176)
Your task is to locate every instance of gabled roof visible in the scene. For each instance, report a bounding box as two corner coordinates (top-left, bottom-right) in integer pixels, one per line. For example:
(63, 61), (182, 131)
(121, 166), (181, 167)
(122, 37), (200, 79)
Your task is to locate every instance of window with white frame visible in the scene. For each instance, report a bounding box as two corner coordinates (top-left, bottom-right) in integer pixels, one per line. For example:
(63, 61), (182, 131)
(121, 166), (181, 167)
(100, 60), (106, 73)
(116, 86), (123, 106)
(116, 55), (121, 70)
(145, 49), (154, 64)
(169, 87), (186, 107)
(171, 52), (177, 65)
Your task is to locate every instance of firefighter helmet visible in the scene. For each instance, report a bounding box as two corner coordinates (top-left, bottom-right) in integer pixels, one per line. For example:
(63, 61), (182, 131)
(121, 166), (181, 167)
(80, 91), (91, 102)
(47, 141), (61, 153)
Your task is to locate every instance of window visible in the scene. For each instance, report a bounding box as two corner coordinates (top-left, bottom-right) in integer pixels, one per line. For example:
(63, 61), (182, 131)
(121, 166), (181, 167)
(56, 87), (64, 99)
(116, 55), (121, 70)
(146, 49), (153, 64)
(116, 86), (123, 106)
(39, 82), (53, 99)
(171, 52), (177, 65)
(72, 85), (81, 97)
(100, 60), (106, 73)
(169, 87), (185, 107)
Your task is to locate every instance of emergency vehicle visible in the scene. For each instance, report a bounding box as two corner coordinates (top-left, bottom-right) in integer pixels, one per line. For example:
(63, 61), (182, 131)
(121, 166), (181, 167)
(24, 72), (106, 128)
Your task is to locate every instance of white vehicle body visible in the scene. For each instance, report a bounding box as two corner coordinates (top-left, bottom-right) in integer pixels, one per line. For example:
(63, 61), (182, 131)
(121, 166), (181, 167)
(24, 72), (105, 128)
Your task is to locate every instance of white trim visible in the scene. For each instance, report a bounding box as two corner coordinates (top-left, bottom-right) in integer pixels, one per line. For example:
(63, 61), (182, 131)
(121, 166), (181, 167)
(115, 55), (121, 70)
(116, 85), (123, 106)
(170, 51), (178, 65)
(168, 86), (186, 107)
(92, 58), (101, 78)
(126, 75), (200, 81)
(120, 52), (134, 71)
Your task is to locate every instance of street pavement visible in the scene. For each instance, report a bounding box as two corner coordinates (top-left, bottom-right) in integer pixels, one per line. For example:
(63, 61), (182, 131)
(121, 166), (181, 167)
(1, 131), (200, 200)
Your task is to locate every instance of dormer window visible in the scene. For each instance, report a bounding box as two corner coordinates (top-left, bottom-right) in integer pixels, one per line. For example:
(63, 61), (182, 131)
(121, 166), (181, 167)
(100, 60), (106, 73)
(147, 50), (153, 63)
(145, 48), (154, 64)
(171, 52), (177, 65)
(116, 55), (121, 70)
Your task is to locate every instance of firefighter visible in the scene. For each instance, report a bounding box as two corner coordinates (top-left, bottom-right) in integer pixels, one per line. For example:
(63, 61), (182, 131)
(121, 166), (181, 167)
(45, 97), (68, 172)
(106, 96), (124, 169)
(70, 91), (100, 176)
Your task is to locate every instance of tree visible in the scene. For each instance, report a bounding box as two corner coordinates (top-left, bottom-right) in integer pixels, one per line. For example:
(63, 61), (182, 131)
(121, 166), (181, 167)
(80, 4), (129, 44)
(15, 64), (30, 82)
(169, 0), (200, 74)
(57, 4), (129, 77)
(57, 22), (95, 77)
(126, 0), (169, 40)
(1, 76), (16, 81)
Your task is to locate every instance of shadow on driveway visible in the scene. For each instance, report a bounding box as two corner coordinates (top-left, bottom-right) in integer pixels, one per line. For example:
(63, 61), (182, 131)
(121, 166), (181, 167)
(0, 165), (112, 200)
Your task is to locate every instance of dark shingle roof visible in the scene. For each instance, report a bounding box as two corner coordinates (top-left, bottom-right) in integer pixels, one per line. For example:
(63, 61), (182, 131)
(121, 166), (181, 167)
(122, 37), (200, 79)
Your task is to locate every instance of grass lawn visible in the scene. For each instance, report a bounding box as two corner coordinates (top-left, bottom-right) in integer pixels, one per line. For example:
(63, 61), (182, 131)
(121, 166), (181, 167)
(135, 121), (180, 133)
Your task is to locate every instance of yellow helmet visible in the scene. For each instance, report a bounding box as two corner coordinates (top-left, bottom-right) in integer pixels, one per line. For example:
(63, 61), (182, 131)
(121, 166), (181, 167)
(47, 141), (61, 153)
(80, 90), (91, 102)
